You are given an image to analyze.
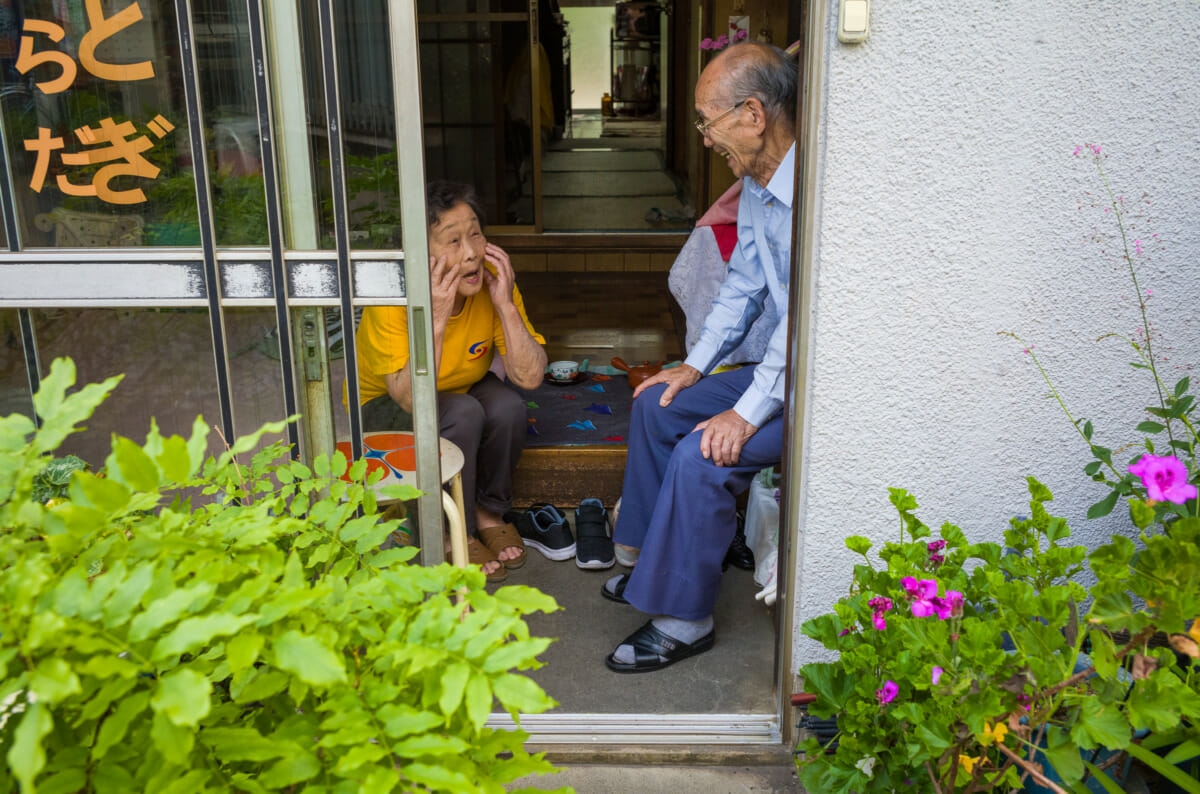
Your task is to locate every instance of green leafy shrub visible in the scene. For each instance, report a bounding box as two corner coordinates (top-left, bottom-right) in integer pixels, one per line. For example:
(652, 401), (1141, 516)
(797, 483), (1200, 793)
(0, 358), (565, 793)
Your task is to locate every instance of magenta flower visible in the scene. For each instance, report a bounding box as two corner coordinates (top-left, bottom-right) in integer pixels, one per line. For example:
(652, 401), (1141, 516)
(867, 596), (892, 631)
(901, 577), (937, 600)
(1129, 453), (1198, 504)
(877, 680), (898, 705)
(931, 666), (944, 685)
(715, 34), (730, 48)
(700, 37), (715, 49)
(911, 599), (939, 618)
(932, 590), (964, 620)
(927, 540), (946, 553)
(929, 554), (945, 566)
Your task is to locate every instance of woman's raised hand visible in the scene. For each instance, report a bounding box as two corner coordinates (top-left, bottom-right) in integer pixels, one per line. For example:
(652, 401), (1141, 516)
(483, 242), (516, 308)
(430, 253), (461, 326)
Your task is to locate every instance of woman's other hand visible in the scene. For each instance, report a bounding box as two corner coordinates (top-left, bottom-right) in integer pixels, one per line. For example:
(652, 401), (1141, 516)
(483, 242), (516, 308)
(430, 253), (462, 327)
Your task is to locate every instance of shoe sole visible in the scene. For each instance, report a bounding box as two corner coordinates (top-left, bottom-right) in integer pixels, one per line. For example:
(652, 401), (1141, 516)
(576, 557), (615, 570)
(523, 538), (577, 561)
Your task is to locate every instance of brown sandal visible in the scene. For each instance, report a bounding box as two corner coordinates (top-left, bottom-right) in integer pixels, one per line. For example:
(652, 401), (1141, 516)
(467, 536), (507, 583)
(478, 523), (527, 569)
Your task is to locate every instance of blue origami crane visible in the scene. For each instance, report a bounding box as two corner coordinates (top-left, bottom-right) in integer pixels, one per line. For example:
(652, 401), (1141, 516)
(585, 403), (613, 415)
(567, 419), (597, 431)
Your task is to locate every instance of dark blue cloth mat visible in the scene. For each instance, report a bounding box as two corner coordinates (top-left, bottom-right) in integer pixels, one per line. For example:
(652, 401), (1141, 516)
(514, 373), (634, 447)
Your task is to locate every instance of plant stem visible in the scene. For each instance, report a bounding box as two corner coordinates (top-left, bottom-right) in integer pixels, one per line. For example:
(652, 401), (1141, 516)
(1041, 625), (1155, 699)
(996, 742), (1069, 794)
(1094, 160), (1169, 419)
(924, 759), (945, 794)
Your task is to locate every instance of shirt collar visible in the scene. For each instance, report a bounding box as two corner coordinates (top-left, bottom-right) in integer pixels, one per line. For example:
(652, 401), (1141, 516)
(746, 142), (796, 208)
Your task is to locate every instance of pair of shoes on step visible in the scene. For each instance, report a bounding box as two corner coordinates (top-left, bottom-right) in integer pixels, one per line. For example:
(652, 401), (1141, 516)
(505, 499), (615, 568)
(506, 503), (576, 561)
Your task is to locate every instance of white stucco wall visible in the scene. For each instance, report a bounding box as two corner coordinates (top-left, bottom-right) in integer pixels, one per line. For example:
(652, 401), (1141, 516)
(792, 2), (1200, 663)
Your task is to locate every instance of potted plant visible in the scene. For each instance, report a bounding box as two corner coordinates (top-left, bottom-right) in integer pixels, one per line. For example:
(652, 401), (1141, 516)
(795, 146), (1199, 793)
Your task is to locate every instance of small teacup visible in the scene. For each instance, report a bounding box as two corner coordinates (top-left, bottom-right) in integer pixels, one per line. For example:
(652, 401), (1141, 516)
(548, 360), (579, 381)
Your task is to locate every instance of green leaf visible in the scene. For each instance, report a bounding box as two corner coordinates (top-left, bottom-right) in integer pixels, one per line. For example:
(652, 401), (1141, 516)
(151, 668), (212, 727)
(29, 657), (81, 704)
(492, 585), (559, 614)
(110, 436), (160, 492)
(272, 630), (347, 686)
(464, 672), (492, 733)
(201, 727), (291, 762)
(392, 734), (469, 757)
(7, 702), (53, 792)
(152, 613), (258, 661)
(1082, 420), (1094, 440)
(481, 638), (552, 673)
(1128, 498), (1156, 530)
(313, 453), (330, 478)
(156, 434), (193, 484)
(1069, 698), (1130, 750)
(1083, 460), (1103, 476)
(1127, 742), (1200, 794)
(1174, 376), (1191, 397)
(1042, 725), (1085, 783)
(226, 632), (264, 673)
(259, 752), (321, 788)
(38, 768), (89, 794)
(1164, 740), (1200, 765)
(71, 471), (133, 514)
(844, 535), (872, 555)
(1137, 421), (1166, 434)
(379, 705), (442, 738)
(151, 708), (195, 765)
(402, 762), (473, 791)
(369, 546), (420, 568)
(1081, 761), (1126, 794)
(1027, 476), (1054, 503)
(439, 662), (470, 715)
(93, 691), (151, 760)
(1087, 489), (1121, 519)
(492, 673), (556, 717)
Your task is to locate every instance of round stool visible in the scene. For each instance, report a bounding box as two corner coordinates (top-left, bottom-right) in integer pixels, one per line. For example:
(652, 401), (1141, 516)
(335, 431), (468, 568)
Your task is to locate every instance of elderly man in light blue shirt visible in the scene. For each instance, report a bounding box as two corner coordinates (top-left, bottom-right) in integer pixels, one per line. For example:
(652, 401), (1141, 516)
(601, 42), (798, 673)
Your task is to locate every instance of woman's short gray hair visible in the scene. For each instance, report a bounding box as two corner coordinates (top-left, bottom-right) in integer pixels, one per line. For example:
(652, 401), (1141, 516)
(723, 42), (799, 124)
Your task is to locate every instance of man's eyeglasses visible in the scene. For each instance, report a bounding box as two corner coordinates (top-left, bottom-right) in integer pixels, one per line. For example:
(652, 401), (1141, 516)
(694, 99), (747, 136)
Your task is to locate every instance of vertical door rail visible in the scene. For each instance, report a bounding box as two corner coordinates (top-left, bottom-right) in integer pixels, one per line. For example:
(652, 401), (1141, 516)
(245, 0), (301, 456)
(315, 0), (364, 464)
(387, 0), (445, 565)
(172, 0), (237, 447)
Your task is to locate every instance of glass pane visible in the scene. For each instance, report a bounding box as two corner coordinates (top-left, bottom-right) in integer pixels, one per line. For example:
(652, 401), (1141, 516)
(194, 0), (269, 247)
(419, 20), (532, 225)
(35, 307), (224, 467)
(225, 307), (288, 441)
(0, 310), (34, 421)
(1, 0), (197, 247)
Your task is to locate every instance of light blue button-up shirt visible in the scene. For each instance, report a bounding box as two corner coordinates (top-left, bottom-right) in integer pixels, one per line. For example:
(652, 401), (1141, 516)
(684, 142), (795, 428)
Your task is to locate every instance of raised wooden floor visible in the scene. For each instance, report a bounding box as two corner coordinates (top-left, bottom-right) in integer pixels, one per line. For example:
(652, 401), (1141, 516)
(510, 272), (681, 508)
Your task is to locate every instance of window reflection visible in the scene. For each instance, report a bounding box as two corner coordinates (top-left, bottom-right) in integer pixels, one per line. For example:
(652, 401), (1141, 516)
(0, 0), (270, 247)
(0, 310), (34, 421)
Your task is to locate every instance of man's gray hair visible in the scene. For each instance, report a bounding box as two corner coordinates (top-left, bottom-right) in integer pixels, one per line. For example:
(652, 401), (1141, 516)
(723, 42), (799, 124)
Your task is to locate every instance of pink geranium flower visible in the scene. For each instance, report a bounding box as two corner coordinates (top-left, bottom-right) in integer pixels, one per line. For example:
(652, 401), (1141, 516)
(1129, 453), (1198, 504)
(877, 680), (898, 704)
(931, 666), (944, 685)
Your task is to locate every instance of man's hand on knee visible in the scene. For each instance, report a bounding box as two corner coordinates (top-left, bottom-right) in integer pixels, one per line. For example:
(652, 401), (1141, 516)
(693, 409), (758, 467)
(633, 363), (701, 406)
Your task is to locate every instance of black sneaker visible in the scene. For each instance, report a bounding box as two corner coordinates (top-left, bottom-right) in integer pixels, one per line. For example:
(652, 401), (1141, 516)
(507, 504), (576, 561)
(574, 498), (615, 569)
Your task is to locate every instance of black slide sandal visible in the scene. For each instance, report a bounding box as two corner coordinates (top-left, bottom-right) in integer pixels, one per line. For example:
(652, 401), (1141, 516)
(604, 621), (716, 673)
(600, 573), (631, 604)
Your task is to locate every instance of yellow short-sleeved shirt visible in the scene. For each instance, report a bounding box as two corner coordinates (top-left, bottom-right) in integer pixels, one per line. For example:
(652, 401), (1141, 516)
(353, 285), (544, 406)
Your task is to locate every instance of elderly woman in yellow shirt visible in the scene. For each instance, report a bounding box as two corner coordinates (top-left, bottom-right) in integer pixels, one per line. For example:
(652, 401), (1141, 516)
(354, 182), (547, 581)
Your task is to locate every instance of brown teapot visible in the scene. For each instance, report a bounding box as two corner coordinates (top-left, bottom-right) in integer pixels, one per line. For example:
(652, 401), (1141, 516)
(611, 357), (664, 390)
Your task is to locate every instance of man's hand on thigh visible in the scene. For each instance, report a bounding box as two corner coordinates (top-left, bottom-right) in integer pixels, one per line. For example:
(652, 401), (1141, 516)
(692, 409), (757, 467)
(633, 363), (701, 406)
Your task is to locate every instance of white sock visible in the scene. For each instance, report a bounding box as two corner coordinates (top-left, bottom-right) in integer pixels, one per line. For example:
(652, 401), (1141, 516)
(603, 574), (626, 597)
(612, 615), (713, 664)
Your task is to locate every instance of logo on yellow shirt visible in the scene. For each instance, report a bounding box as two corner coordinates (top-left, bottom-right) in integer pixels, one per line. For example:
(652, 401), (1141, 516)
(467, 340), (490, 360)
